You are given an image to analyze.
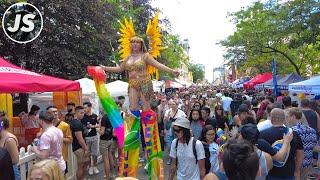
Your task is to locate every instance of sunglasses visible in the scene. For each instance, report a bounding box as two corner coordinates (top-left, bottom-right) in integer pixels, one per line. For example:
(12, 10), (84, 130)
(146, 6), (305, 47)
(173, 128), (182, 133)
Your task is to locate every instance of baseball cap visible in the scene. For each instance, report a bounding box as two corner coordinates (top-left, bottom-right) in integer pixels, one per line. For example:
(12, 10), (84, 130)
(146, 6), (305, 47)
(172, 117), (191, 129)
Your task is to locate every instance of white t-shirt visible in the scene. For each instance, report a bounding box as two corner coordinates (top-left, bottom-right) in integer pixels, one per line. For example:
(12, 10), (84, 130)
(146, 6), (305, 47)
(257, 119), (272, 132)
(222, 96), (233, 112)
(165, 108), (186, 119)
(39, 126), (65, 172)
(170, 137), (205, 180)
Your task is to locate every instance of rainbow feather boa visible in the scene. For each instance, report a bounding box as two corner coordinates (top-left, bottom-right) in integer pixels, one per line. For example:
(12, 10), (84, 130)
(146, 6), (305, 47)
(87, 66), (124, 148)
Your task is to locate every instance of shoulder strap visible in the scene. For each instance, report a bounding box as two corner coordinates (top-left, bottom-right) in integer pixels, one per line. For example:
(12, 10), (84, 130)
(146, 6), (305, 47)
(193, 138), (198, 164)
(175, 138), (179, 165)
(4, 137), (18, 147)
(214, 172), (228, 180)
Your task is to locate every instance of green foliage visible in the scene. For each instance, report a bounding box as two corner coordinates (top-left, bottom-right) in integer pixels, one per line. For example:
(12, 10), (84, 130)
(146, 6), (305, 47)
(0, 0), (186, 81)
(220, 0), (320, 76)
(189, 63), (204, 83)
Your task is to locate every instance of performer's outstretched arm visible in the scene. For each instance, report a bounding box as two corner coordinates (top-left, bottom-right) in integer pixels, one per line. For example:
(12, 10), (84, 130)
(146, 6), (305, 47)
(100, 62), (125, 73)
(145, 54), (180, 77)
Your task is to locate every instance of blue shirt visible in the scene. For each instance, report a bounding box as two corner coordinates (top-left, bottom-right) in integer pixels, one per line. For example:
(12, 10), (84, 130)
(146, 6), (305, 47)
(292, 123), (317, 167)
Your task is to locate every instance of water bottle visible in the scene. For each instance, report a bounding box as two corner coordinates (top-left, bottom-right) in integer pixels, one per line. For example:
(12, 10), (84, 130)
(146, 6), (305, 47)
(32, 138), (40, 146)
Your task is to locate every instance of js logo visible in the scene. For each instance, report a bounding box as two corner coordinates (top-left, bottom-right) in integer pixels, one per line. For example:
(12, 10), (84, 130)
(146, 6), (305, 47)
(2, 2), (43, 43)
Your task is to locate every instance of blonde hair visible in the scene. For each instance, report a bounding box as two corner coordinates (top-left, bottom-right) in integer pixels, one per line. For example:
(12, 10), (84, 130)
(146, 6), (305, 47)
(130, 36), (147, 53)
(28, 159), (64, 180)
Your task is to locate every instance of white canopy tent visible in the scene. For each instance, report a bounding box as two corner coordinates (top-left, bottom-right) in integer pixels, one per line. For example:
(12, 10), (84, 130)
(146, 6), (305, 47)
(28, 78), (129, 115)
(77, 78), (128, 97)
(288, 75), (320, 95)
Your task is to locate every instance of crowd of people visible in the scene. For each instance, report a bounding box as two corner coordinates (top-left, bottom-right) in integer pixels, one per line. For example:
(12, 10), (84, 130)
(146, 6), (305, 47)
(0, 86), (320, 180)
(159, 87), (320, 180)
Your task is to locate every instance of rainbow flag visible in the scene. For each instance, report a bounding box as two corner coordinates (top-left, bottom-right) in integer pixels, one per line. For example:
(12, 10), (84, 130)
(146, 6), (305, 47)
(87, 66), (124, 148)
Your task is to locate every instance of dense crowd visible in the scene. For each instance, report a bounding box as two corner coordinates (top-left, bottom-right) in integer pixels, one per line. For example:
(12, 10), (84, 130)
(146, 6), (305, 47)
(0, 86), (319, 180)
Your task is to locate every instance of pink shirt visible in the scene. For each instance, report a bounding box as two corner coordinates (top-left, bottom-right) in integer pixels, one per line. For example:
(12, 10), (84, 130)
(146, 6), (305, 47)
(39, 126), (66, 172)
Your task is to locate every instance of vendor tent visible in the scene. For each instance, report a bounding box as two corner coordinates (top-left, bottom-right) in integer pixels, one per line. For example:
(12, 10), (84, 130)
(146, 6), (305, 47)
(0, 57), (80, 93)
(288, 75), (320, 94)
(106, 80), (128, 97)
(255, 75), (283, 89)
(244, 73), (272, 89)
(235, 77), (251, 88)
(76, 78), (128, 97)
(277, 73), (303, 90)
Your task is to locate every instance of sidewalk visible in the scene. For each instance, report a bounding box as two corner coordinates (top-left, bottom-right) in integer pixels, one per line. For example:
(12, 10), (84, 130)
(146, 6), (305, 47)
(85, 151), (171, 180)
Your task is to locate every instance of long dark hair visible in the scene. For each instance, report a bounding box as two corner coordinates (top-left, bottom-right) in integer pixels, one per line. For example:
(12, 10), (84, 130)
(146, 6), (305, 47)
(189, 109), (202, 122)
(180, 127), (192, 145)
(215, 105), (226, 119)
(223, 139), (259, 180)
(310, 100), (320, 115)
(200, 125), (216, 143)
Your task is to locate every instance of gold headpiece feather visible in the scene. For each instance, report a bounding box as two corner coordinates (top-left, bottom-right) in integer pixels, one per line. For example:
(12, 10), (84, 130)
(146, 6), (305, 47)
(118, 18), (136, 59)
(118, 13), (163, 79)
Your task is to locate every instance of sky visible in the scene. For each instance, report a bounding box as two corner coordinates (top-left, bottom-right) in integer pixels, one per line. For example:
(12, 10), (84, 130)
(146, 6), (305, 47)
(151, 0), (256, 82)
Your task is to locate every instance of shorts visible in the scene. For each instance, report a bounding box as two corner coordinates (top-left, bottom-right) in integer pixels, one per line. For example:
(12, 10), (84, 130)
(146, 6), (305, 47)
(85, 135), (99, 156)
(99, 140), (113, 155)
(74, 148), (90, 164)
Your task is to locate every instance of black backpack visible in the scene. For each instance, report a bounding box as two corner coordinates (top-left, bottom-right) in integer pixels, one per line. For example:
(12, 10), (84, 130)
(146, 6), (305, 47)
(175, 138), (211, 173)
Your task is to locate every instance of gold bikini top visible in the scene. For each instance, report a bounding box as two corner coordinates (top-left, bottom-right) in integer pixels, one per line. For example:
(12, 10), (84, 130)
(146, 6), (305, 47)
(125, 58), (146, 72)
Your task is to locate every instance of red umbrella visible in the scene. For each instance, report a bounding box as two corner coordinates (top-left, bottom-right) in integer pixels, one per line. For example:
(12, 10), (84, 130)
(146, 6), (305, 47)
(0, 57), (80, 93)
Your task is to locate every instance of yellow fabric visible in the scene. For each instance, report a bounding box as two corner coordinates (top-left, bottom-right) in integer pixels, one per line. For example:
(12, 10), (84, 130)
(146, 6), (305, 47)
(128, 75), (151, 89)
(57, 121), (73, 161)
(119, 18), (136, 59)
(126, 58), (146, 72)
(118, 14), (163, 80)
(146, 13), (162, 79)
(0, 94), (13, 132)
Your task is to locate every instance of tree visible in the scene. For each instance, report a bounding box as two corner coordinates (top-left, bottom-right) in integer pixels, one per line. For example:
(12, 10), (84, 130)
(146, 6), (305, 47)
(189, 63), (204, 83)
(0, 0), (159, 80)
(220, 0), (320, 76)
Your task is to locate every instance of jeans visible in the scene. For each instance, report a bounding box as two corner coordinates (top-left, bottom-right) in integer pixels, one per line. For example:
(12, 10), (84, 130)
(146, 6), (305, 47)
(13, 165), (20, 180)
(165, 134), (174, 152)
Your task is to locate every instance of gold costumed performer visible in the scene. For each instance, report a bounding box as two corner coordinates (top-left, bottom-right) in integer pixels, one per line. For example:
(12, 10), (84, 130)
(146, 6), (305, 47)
(99, 14), (179, 179)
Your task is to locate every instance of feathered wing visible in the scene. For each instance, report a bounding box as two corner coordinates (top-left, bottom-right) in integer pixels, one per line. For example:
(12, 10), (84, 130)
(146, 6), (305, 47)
(146, 13), (163, 79)
(119, 18), (136, 59)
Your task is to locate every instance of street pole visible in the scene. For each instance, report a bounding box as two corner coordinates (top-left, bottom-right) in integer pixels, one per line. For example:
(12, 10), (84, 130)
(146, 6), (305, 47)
(272, 58), (278, 96)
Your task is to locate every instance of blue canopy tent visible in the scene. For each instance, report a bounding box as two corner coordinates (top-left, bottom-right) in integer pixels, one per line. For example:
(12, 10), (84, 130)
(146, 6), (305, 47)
(289, 75), (320, 94)
(235, 77), (251, 88)
(277, 73), (304, 90)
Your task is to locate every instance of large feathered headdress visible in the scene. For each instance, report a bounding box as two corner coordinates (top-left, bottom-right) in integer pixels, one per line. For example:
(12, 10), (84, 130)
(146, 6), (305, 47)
(118, 13), (163, 79)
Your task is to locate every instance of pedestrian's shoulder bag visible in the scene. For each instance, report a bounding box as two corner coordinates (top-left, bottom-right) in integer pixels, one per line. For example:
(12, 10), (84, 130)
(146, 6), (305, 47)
(272, 127), (292, 167)
(165, 110), (178, 130)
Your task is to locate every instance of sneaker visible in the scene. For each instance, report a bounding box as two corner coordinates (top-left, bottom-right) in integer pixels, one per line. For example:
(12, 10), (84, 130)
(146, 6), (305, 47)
(93, 166), (100, 174)
(139, 157), (145, 163)
(88, 167), (94, 175)
(144, 164), (148, 172)
(307, 174), (316, 179)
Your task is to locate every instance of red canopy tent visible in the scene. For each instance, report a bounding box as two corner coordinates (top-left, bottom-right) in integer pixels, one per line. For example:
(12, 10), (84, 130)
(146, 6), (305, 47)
(243, 73), (272, 89)
(0, 57), (80, 93)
